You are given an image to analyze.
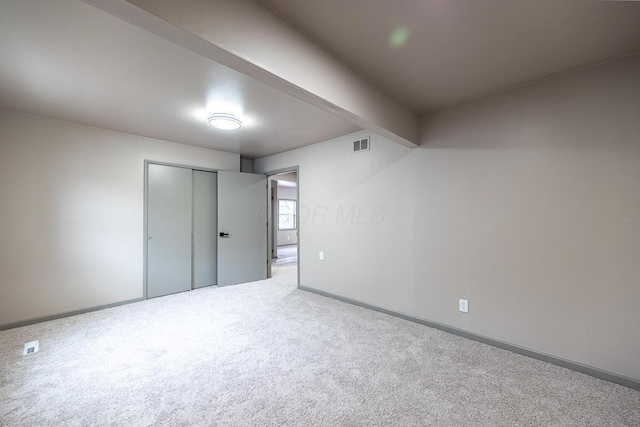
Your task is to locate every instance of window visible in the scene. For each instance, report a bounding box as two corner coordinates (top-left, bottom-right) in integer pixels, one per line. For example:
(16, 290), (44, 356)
(278, 199), (297, 230)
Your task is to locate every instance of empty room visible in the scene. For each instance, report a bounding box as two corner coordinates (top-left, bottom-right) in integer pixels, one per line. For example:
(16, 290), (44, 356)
(1, 0), (639, 425)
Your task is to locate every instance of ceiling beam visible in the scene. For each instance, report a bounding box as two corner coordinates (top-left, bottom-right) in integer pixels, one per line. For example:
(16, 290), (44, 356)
(83, 0), (418, 148)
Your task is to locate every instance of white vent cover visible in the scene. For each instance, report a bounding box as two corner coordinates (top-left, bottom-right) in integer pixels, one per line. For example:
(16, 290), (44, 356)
(353, 136), (370, 153)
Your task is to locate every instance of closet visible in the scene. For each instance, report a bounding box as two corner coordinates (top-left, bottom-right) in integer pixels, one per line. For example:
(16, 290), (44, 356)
(146, 163), (266, 298)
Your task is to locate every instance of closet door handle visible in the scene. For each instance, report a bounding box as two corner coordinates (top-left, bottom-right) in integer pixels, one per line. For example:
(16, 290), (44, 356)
(219, 232), (230, 238)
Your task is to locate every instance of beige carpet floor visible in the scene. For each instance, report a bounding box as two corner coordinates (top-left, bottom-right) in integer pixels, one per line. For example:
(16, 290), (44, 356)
(1, 263), (639, 426)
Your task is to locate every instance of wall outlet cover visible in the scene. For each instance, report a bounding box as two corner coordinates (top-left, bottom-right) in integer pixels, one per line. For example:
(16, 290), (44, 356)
(23, 340), (39, 355)
(459, 299), (469, 313)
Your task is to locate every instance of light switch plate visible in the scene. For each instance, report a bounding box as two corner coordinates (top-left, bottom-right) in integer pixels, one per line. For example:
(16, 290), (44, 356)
(319, 251), (324, 261)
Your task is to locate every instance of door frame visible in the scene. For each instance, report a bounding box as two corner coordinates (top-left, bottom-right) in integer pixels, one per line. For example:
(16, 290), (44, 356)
(143, 160), (220, 299)
(265, 166), (300, 288)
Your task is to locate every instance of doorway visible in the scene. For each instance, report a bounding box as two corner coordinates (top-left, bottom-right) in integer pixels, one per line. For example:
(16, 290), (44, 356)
(267, 168), (299, 286)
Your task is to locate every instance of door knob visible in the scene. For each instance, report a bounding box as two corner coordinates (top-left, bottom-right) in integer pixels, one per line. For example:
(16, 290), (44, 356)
(219, 232), (230, 238)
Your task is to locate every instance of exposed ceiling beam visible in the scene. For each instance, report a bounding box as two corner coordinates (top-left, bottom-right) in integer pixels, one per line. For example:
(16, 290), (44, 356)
(83, 0), (419, 148)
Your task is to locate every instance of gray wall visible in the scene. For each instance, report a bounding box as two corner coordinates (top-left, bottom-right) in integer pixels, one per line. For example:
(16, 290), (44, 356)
(0, 111), (239, 326)
(240, 158), (254, 173)
(254, 54), (640, 381)
(276, 185), (298, 246)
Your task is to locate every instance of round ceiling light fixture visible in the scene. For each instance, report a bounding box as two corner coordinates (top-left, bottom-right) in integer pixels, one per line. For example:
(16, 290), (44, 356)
(207, 113), (242, 130)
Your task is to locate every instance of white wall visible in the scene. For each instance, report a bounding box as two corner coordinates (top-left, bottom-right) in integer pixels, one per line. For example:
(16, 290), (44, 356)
(254, 55), (640, 381)
(276, 185), (298, 246)
(0, 111), (239, 326)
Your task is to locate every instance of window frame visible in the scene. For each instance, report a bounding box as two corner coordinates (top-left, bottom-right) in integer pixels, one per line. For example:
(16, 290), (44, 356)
(278, 198), (297, 231)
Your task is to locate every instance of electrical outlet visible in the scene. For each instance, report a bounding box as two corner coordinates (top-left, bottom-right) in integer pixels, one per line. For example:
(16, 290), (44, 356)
(459, 299), (469, 313)
(23, 340), (39, 355)
(319, 251), (324, 261)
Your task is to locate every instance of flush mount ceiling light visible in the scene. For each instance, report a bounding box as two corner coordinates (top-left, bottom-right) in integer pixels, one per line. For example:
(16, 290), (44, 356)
(207, 113), (242, 130)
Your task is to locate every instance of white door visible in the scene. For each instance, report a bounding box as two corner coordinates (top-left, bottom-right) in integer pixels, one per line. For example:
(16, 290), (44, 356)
(217, 171), (267, 286)
(147, 164), (192, 298)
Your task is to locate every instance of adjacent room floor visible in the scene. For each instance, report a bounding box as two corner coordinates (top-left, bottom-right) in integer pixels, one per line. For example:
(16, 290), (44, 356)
(274, 244), (297, 265)
(1, 264), (639, 426)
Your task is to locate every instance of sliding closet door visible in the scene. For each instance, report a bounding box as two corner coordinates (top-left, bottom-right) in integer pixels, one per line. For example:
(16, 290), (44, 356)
(193, 170), (217, 288)
(147, 164), (192, 298)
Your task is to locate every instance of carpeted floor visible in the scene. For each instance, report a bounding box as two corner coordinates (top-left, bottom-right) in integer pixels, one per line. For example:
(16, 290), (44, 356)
(274, 245), (297, 265)
(1, 263), (639, 426)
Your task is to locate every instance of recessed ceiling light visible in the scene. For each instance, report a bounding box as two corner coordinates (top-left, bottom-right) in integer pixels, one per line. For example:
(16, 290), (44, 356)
(207, 113), (242, 130)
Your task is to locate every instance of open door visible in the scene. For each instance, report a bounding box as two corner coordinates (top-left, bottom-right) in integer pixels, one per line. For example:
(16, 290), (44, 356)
(217, 171), (267, 286)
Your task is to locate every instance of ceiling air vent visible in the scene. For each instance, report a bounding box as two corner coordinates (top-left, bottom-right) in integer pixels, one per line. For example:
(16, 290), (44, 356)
(353, 136), (370, 153)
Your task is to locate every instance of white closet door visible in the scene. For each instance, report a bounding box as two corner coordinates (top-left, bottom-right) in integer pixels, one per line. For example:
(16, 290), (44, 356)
(147, 164), (192, 298)
(193, 170), (217, 288)
(217, 171), (267, 286)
